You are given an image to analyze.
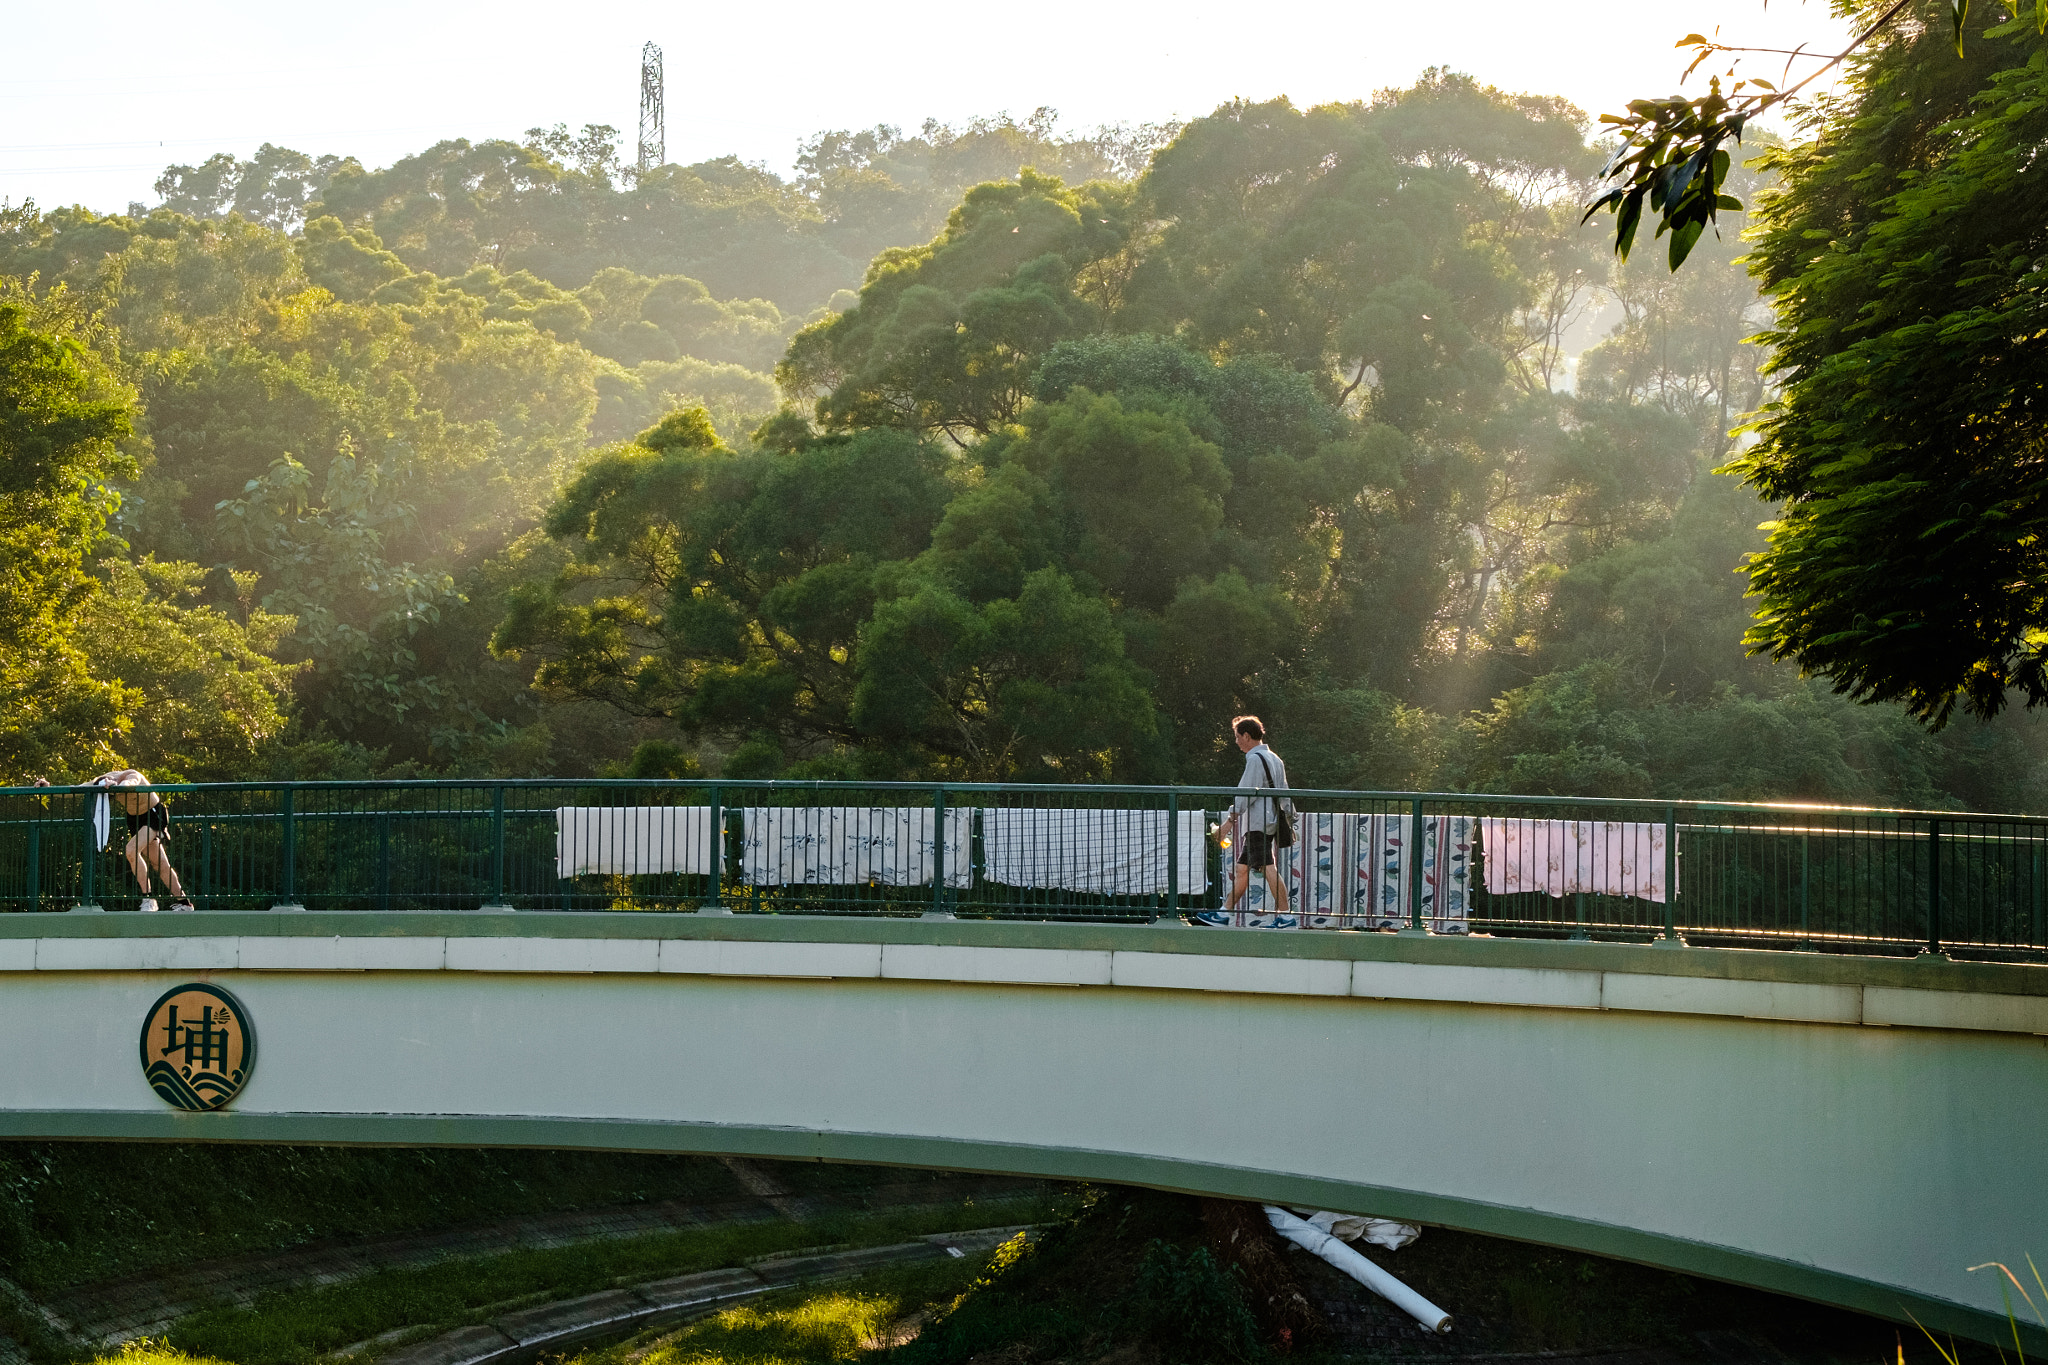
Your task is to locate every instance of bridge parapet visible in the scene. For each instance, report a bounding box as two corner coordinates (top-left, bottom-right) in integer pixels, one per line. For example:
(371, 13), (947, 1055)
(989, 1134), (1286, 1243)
(6, 779), (2048, 960)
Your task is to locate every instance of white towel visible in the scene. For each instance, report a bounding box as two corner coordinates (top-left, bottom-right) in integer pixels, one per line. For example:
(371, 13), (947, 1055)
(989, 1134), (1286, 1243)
(1479, 818), (1672, 903)
(555, 806), (718, 877)
(980, 808), (1210, 895)
(90, 790), (111, 852)
(739, 807), (972, 888)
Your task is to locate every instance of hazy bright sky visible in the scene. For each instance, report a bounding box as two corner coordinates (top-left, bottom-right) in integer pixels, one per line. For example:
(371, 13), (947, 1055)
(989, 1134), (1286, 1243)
(1, 0), (1854, 213)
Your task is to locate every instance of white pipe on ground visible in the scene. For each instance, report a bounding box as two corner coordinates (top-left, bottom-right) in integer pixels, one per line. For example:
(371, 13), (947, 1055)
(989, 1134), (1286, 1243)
(1262, 1205), (1453, 1334)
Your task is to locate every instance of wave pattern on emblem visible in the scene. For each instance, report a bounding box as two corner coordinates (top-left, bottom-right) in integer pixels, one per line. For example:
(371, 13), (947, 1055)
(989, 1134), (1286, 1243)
(144, 1060), (240, 1111)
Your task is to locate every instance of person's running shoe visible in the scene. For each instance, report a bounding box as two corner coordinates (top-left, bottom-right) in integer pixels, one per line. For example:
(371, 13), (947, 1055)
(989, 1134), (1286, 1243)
(1187, 910), (1234, 927)
(1268, 914), (1300, 930)
(138, 897), (158, 913)
(169, 898), (195, 912)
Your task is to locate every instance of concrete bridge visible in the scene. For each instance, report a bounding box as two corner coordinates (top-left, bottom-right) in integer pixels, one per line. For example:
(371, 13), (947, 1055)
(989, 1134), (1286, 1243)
(2, 911), (2043, 1345)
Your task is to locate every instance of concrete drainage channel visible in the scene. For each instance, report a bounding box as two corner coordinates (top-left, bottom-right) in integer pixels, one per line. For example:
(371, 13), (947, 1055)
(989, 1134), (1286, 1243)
(380, 1226), (1035, 1365)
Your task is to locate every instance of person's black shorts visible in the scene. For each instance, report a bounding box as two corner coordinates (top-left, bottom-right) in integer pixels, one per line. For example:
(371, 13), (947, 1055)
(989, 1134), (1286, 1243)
(123, 805), (169, 838)
(1237, 830), (1275, 868)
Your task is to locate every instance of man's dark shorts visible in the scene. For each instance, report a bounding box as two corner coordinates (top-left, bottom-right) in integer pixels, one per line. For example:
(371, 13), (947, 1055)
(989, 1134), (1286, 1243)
(1237, 830), (1275, 868)
(123, 805), (169, 838)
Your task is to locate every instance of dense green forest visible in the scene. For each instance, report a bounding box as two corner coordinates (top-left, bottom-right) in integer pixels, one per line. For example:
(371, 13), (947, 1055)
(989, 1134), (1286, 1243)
(3, 74), (2042, 806)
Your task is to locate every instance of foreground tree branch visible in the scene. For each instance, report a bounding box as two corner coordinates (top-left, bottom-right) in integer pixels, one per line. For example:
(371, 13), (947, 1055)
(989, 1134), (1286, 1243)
(1583, 0), (2042, 270)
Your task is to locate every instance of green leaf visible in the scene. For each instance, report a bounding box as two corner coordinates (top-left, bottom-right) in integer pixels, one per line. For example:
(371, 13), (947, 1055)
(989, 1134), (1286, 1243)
(1667, 218), (1706, 270)
(1615, 189), (1646, 260)
(1580, 188), (1627, 225)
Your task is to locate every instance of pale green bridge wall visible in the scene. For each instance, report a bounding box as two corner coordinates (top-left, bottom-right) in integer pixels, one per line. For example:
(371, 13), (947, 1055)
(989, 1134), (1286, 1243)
(2, 914), (2043, 1344)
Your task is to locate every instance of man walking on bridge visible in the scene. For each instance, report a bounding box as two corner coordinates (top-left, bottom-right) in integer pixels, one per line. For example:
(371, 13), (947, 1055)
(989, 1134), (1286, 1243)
(1202, 716), (1294, 928)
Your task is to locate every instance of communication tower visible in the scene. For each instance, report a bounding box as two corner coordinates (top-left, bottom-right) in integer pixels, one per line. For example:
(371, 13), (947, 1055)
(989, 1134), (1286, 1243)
(637, 42), (665, 174)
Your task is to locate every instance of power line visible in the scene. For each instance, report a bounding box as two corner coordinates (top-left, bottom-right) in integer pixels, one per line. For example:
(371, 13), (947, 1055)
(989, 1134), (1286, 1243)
(0, 164), (172, 176)
(637, 41), (664, 174)
(0, 127), (463, 155)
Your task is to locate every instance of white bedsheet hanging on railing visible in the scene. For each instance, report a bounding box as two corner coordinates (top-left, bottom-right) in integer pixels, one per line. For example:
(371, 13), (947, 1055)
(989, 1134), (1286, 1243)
(554, 806), (717, 877)
(979, 808), (1211, 895)
(1477, 818), (1672, 903)
(738, 807), (973, 887)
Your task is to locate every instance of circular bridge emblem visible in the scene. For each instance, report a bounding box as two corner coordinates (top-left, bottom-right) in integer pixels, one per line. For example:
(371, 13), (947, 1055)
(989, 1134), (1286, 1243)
(139, 984), (255, 1111)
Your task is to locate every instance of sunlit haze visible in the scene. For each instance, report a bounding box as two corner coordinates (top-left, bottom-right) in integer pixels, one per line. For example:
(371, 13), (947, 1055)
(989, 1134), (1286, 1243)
(4, 0), (1853, 211)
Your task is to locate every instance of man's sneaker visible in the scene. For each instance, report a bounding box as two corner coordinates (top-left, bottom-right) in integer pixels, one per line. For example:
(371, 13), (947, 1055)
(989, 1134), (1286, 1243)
(1187, 910), (1234, 927)
(1268, 915), (1300, 930)
(169, 898), (195, 912)
(138, 897), (158, 913)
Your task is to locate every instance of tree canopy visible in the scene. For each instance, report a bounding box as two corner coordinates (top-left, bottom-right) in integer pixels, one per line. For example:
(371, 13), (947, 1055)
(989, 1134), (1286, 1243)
(1731, 13), (2048, 725)
(0, 294), (292, 780)
(1, 78), (2040, 806)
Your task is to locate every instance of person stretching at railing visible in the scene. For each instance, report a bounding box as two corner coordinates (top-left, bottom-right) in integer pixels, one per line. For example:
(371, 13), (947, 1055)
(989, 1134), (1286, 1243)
(93, 769), (193, 912)
(1193, 717), (1295, 929)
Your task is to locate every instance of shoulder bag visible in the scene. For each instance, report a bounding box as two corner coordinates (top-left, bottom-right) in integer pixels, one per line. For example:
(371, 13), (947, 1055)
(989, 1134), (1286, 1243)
(1255, 752), (1296, 848)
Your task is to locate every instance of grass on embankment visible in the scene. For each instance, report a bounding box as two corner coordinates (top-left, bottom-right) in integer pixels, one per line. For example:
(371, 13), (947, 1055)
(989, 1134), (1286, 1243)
(0, 1143), (1020, 1294)
(563, 1256), (995, 1365)
(161, 1191), (1053, 1365)
(89, 1255), (994, 1365)
(90, 1345), (235, 1365)
(81, 1190), (2013, 1365)
(0, 1145), (749, 1291)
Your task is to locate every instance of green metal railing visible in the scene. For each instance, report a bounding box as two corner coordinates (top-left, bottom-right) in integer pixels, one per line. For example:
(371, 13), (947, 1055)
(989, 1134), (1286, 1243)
(3, 780), (2044, 960)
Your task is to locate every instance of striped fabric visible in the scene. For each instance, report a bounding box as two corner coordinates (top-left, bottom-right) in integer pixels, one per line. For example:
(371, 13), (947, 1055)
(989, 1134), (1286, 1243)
(1234, 813), (1474, 933)
(981, 808), (1210, 895)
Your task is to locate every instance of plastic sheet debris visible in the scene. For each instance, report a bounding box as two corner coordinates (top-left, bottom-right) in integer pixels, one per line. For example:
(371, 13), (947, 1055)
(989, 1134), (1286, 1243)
(1263, 1205), (1451, 1334)
(1286, 1208), (1421, 1250)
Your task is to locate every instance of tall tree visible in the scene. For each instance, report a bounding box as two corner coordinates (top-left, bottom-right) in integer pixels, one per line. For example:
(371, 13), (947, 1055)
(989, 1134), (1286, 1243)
(1730, 14), (2048, 724)
(0, 301), (135, 777)
(779, 170), (1130, 444)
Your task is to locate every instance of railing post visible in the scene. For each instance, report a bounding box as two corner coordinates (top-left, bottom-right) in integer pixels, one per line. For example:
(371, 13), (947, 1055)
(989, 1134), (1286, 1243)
(699, 785), (727, 914)
(1403, 797), (1428, 934)
(1926, 818), (1942, 955)
(1657, 805), (1680, 946)
(2033, 838), (2044, 950)
(1799, 831), (1811, 946)
(272, 786), (304, 911)
(480, 784), (513, 911)
(377, 810), (392, 913)
(72, 789), (102, 912)
(1164, 788), (1179, 923)
(925, 785), (954, 920)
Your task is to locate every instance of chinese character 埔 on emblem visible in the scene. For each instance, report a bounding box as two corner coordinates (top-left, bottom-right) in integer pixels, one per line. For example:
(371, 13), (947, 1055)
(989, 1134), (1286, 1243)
(139, 984), (255, 1111)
